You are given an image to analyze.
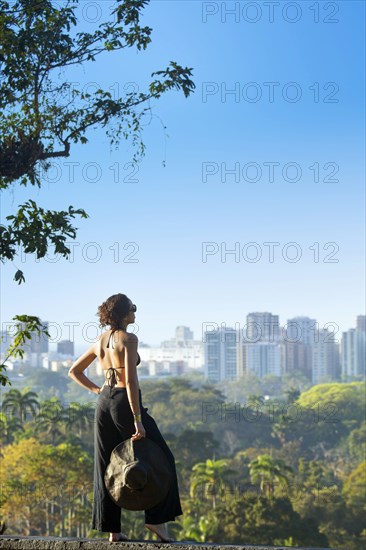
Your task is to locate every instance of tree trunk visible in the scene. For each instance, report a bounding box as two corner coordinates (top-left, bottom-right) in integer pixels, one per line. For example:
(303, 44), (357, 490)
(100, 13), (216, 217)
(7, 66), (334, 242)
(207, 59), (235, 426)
(45, 502), (49, 536)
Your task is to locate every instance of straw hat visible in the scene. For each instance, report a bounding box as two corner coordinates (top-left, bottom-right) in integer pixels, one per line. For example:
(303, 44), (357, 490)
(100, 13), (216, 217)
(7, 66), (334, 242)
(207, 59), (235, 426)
(104, 437), (172, 510)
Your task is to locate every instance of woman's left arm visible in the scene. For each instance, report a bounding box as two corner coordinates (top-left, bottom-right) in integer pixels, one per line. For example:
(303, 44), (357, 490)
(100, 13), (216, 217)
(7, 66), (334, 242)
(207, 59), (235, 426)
(68, 343), (102, 395)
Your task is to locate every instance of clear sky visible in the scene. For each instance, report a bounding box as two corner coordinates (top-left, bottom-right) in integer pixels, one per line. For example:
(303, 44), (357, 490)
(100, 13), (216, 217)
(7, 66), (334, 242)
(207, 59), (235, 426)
(1, 0), (365, 352)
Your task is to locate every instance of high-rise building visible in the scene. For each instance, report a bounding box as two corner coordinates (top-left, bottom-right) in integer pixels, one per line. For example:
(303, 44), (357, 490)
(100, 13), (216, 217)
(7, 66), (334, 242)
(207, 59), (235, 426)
(0, 330), (10, 356)
(284, 316), (318, 344)
(239, 342), (281, 378)
(204, 327), (238, 382)
(29, 321), (49, 354)
(57, 340), (74, 356)
(284, 316), (317, 380)
(357, 316), (366, 377)
(245, 312), (280, 342)
(341, 327), (366, 380)
(16, 320), (49, 367)
(356, 315), (366, 334)
(312, 329), (340, 384)
(284, 341), (313, 380)
(175, 326), (193, 342)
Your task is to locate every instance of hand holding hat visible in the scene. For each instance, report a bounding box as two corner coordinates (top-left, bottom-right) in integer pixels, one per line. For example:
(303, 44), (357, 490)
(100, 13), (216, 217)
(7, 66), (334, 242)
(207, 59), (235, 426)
(104, 437), (172, 511)
(132, 415), (146, 441)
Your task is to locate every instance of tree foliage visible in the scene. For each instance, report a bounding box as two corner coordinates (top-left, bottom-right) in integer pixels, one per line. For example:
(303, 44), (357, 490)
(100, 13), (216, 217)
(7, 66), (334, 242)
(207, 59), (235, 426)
(0, 0), (195, 282)
(0, 379), (365, 546)
(342, 461), (366, 527)
(0, 201), (88, 284)
(213, 494), (329, 547)
(0, 438), (93, 536)
(0, 0), (195, 185)
(190, 458), (236, 508)
(249, 454), (293, 499)
(296, 382), (365, 420)
(0, 315), (50, 385)
(2, 387), (39, 422)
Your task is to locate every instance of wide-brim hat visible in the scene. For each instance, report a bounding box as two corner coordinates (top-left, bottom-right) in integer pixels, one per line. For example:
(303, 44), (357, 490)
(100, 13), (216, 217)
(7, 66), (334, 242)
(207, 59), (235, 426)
(104, 437), (172, 510)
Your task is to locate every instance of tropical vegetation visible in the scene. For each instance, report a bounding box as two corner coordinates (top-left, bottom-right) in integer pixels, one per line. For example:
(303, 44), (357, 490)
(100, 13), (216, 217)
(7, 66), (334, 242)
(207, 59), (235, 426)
(1, 373), (365, 548)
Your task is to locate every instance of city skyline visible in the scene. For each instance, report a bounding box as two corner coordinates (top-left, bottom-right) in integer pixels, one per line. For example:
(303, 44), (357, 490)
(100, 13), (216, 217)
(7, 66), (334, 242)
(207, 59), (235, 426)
(3, 313), (364, 386)
(1, 312), (364, 355)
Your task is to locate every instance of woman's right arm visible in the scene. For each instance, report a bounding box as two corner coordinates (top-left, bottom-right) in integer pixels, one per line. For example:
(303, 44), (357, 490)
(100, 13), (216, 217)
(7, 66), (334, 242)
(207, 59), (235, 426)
(124, 333), (146, 440)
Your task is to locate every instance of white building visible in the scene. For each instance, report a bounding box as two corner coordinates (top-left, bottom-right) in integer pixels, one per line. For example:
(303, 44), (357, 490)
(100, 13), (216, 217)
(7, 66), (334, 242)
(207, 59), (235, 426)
(239, 341), (282, 378)
(142, 360), (186, 377)
(139, 343), (203, 370)
(92, 326), (203, 378)
(341, 328), (366, 379)
(245, 312), (280, 343)
(139, 326), (204, 372)
(204, 327), (238, 382)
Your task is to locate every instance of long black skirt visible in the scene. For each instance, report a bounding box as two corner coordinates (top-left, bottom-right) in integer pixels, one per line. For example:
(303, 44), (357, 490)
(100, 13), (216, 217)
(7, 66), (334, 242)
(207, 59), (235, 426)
(92, 386), (183, 532)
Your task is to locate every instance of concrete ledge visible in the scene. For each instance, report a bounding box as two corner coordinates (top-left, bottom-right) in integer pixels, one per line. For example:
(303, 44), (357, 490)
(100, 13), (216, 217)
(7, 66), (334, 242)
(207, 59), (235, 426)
(0, 536), (343, 550)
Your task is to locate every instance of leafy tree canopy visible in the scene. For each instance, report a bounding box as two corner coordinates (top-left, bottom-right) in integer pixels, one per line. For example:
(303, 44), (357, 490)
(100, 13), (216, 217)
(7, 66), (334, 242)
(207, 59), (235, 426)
(0, 0), (194, 185)
(213, 494), (329, 547)
(342, 461), (366, 511)
(0, 0), (195, 282)
(296, 382), (366, 424)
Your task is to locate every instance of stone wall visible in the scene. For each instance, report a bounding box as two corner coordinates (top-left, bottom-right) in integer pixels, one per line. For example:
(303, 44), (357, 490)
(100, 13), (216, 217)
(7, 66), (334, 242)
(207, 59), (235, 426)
(0, 535), (342, 550)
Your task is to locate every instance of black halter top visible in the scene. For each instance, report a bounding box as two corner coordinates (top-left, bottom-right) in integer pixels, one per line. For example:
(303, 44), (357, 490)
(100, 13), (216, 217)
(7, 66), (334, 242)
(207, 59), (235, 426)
(105, 330), (141, 391)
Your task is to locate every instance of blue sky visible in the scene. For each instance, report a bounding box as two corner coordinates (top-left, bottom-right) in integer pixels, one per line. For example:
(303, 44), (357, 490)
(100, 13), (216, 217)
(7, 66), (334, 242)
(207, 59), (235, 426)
(1, 0), (365, 351)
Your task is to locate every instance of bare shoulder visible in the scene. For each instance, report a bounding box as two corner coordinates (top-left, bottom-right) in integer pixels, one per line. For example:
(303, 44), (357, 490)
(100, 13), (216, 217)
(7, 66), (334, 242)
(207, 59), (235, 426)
(123, 331), (138, 345)
(112, 329), (138, 349)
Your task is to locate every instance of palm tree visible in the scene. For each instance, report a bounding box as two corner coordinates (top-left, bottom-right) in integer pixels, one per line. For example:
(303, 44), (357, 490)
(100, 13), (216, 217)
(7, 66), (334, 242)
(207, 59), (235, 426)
(35, 398), (65, 445)
(0, 412), (23, 444)
(190, 458), (235, 508)
(64, 402), (94, 438)
(2, 388), (39, 423)
(249, 453), (293, 500)
(271, 419), (287, 446)
(0, 412), (8, 444)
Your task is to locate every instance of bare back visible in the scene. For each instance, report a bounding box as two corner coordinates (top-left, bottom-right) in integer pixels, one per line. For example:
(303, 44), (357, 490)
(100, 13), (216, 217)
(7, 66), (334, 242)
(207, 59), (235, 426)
(96, 329), (140, 388)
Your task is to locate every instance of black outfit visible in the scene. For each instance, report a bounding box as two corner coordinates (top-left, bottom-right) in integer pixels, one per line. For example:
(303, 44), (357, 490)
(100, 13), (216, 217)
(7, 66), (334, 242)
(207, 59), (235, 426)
(92, 331), (183, 532)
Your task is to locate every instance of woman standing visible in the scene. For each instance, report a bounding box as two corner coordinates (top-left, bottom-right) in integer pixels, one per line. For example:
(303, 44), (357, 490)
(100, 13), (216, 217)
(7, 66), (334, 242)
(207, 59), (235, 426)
(68, 293), (183, 542)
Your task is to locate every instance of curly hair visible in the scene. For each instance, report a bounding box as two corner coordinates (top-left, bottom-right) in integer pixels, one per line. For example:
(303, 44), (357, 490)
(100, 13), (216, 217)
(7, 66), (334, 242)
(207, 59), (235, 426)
(97, 294), (131, 329)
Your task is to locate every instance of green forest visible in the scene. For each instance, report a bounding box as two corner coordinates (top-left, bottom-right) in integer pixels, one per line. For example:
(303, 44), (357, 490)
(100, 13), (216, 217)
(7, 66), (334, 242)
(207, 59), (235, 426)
(0, 368), (365, 549)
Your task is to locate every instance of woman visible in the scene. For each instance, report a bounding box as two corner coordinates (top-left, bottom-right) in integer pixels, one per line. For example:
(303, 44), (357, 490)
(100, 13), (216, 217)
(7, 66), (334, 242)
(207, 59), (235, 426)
(68, 293), (183, 543)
